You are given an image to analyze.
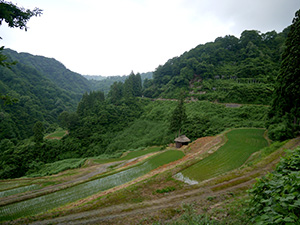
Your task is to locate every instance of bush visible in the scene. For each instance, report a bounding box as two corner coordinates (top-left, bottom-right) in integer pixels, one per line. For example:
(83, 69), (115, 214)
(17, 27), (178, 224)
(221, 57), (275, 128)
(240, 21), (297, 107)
(155, 186), (175, 194)
(247, 147), (300, 224)
(268, 122), (294, 141)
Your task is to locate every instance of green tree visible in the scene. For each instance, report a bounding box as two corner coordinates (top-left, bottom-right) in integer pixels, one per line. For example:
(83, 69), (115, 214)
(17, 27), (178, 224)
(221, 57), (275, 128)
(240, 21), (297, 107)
(33, 121), (44, 143)
(0, 1), (42, 66)
(269, 9), (300, 140)
(108, 81), (123, 104)
(169, 94), (187, 135)
(0, 1), (42, 103)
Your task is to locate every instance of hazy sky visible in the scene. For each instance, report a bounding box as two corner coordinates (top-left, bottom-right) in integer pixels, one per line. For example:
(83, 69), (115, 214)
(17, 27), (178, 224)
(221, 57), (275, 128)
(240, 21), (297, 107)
(1, 0), (299, 76)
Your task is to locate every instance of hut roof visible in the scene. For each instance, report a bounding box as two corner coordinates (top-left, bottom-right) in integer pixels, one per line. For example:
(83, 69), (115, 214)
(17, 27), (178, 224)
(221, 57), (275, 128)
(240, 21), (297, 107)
(174, 135), (190, 143)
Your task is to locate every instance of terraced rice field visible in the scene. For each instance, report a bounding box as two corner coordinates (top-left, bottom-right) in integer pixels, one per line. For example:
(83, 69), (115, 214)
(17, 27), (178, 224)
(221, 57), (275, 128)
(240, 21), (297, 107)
(94, 146), (161, 164)
(0, 185), (40, 198)
(178, 128), (268, 182)
(0, 150), (184, 221)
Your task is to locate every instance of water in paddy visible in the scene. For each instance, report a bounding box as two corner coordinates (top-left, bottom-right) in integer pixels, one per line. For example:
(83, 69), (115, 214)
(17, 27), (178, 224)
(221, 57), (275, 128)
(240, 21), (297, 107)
(0, 150), (184, 221)
(0, 185), (40, 198)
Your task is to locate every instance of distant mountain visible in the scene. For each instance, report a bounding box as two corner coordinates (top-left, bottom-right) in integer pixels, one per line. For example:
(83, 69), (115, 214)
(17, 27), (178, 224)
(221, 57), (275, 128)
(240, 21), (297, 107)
(4, 49), (91, 97)
(0, 49), (92, 140)
(87, 72), (153, 94)
(83, 75), (107, 80)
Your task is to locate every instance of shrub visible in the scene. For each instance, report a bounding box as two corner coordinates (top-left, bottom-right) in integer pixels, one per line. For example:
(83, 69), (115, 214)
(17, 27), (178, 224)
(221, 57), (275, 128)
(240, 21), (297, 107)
(155, 186), (176, 194)
(247, 147), (300, 224)
(268, 122), (294, 141)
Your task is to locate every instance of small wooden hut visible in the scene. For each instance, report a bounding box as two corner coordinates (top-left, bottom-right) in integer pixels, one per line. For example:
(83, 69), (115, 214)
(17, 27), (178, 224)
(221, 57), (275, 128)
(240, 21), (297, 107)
(174, 135), (191, 148)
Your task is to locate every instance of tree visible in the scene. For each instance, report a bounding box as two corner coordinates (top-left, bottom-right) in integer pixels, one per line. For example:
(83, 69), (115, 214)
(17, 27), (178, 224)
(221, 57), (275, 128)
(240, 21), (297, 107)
(0, 1), (42, 103)
(108, 81), (123, 104)
(33, 121), (44, 143)
(269, 9), (300, 140)
(0, 1), (42, 66)
(169, 94), (187, 135)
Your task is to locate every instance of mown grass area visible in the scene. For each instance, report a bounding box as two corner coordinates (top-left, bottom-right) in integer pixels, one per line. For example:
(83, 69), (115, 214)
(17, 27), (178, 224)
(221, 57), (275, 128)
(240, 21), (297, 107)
(180, 128), (268, 182)
(0, 150), (184, 222)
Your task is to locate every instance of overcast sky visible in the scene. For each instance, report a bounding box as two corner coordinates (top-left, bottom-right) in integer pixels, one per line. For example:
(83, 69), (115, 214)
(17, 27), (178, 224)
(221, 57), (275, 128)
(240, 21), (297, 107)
(1, 0), (299, 76)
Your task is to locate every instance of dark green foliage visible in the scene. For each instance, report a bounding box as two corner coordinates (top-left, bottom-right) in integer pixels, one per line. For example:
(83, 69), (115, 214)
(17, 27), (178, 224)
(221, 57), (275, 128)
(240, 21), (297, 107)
(0, 1), (42, 31)
(194, 78), (273, 104)
(3, 49), (91, 97)
(86, 72), (152, 95)
(169, 94), (187, 134)
(182, 114), (210, 140)
(144, 28), (287, 102)
(155, 186), (175, 194)
(123, 71), (142, 99)
(0, 99), (269, 179)
(247, 147), (300, 224)
(0, 1), (42, 67)
(107, 71), (142, 103)
(269, 9), (300, 140)
(0, 49), (91, 140)
(268, 122), (294, 142)
(32, 121), (44, 143)
(26, 158), (86, 177)
(108, 81), (123, 104)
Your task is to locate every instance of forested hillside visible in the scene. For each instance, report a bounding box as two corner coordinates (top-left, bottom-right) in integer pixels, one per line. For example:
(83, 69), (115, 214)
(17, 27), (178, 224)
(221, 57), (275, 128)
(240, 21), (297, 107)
(143, 28), (290, 104)
(3, 49), (91, 96)
(0, 49), (92, 140)
(0, 23), (298, 179)
(85, 72), (153, 94)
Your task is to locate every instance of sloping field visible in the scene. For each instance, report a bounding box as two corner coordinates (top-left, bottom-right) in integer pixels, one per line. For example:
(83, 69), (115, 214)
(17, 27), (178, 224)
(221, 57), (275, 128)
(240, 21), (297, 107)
(0, 150), (184, 221)
(2, 129), (298, 224)
(178, 128), (268, 182)
(93, 146), (161, 164)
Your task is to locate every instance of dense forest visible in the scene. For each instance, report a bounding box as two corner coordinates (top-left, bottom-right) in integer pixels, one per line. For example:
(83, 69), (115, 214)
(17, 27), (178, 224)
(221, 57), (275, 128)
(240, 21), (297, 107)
(144, 28), (290, 104)
(0, 49), (88, 140)
(1, 12), (300, 179)
(85, 72), (153, 94)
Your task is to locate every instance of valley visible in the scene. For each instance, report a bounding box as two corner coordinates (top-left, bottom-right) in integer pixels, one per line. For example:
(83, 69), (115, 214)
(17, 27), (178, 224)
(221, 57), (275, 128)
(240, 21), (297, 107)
(1, 7), (300, 224)
(1, 129), (299, 224)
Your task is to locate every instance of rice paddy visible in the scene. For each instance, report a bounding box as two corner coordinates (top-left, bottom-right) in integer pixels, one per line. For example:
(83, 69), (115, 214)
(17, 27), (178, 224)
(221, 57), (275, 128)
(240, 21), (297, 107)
(93, 146), (162, 164)
(178, 128), (268, 182)
(0, 150), (184, 221)
(0, 185), (40, 198)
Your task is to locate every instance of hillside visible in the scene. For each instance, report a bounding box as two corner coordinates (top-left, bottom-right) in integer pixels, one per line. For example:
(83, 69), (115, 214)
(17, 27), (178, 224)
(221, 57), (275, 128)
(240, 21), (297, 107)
(3, 49), (91, 96)
(0, 51), (87, 139)
(1, 6), (300, 224)
(143, 28), (290, 103)
(1, 130), (299, 224)
(85, 72), (153, 94)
